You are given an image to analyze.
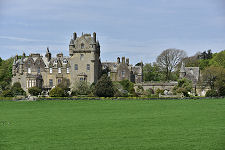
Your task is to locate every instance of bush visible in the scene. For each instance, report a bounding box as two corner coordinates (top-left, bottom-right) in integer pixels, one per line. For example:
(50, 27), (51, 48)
(72, 81), (91, 96)
(120, 80), (135, 93)
(173, 78), (192, 97)
(28, 87), (42, 96)
(11, 82), (26, 96)
(1, 89), (14, 97)
(57, 78), (70, 96)
(95, 74), (114, 97)
(205, 90), (218, 97)
(143, 88), (154, 97)
(49, 87), (64, 97)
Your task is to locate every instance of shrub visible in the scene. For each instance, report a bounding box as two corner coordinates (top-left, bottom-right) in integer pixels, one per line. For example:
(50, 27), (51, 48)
(143, 88), (154, 97)
(11, 82), (26, 96)
(49, 87), (64, 97)
(120, 80), (135, 93)
(1, 89), (14, 97)
(28, 87), (42, 96)
(57, 78), (70, 96)
(95, 74), (114, 97)
(173, 78), (192, 97)
(72, 81), (91, 96)
(205, 90), (218, 97)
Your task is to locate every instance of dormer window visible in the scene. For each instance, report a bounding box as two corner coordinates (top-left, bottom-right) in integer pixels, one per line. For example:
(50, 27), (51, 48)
(81, 43), (84, 49)
(28, 68), (31, 74)
(63, 59), (67, 64)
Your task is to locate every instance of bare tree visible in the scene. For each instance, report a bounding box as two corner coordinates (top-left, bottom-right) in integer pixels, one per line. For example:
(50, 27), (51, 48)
(156, 49), (187, 80)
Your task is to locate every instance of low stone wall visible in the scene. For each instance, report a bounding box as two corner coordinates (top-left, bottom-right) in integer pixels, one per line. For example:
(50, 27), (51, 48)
(134, 82), (210, 96)
(134, 82), (178, 91)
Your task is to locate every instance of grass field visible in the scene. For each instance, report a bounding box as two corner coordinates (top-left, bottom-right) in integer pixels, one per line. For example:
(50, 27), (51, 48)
(0, 99), (225, 150)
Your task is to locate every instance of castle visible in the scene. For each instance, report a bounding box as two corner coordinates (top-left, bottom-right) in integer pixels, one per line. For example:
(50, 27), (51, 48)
(12, 32), (143, 92)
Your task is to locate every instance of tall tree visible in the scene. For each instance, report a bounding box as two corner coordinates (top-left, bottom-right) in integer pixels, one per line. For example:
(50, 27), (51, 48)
(143, 63), (164, 81)
(156, 49), (187, 80)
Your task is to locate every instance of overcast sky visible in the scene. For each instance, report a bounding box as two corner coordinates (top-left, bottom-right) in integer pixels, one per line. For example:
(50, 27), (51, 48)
(0, 0), (225, 64)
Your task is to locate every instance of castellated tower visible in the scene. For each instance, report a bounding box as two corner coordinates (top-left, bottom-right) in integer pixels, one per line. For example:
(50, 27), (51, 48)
(69, 32), (101, 85)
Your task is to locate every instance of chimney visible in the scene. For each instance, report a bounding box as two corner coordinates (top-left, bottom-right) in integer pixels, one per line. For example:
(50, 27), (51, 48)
(122, 57), (125, 64)
(73, 32), (77, 40)
(93, 32), (96, 43)
(22, 52), (26, 59)
(15, 54), (18, 61)
(126, 58), (129, 65)
(45, 48), (51, 61)
(117, 57), (120, 64)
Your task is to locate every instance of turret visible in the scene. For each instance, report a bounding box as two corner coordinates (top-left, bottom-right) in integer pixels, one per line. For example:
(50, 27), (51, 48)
(93, 32), (96, 43)
(19, 59), (23, 75)
(12, 59), (16, 75)
(179, 62), (186, 78)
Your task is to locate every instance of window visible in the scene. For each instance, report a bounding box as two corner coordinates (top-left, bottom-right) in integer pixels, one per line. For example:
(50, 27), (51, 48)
(50, 68), (52, 74)
(80, 54), (84, 60)
(58, 68), (61, 74)
(67, 68), (69, 74)
(74, 64), (78, 70)
(58, 78), (62, 84)
(29, 80), (32, 88)
(37, 67), (40, 74)
(122, 70), (125, 77)
(80, 78), (83, 81)
(28, 68), (31, 74)
(87, 64), (90, 71)
(63, 59), (67, 64)
(32, 80), (36, 87)
(49, 79), (53, 87)
(81, 43), (84, 49)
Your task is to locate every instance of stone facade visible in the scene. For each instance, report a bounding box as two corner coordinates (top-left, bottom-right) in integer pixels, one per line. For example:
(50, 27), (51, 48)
(179, 62), (200, 84)
(102, 57), (143, 83)
(12, 32), (143, 93)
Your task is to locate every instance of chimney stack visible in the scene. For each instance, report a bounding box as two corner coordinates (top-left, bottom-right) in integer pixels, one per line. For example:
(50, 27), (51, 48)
(93, 32), (96, 43)
(126, 58), (129, 65)
(73, 32), (77, 40)
(122, 57), (125, 64)
(117, 57), (120, 64)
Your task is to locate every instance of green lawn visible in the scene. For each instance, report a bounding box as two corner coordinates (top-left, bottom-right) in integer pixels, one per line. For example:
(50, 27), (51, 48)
(0, 99), (225, 150)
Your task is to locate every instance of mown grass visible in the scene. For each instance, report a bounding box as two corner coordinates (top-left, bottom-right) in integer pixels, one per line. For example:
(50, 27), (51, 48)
(0, 99), (225, 150)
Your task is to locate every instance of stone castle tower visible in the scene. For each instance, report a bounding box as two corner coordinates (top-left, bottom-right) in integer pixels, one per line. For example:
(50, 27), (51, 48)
(69, 32), (101, 85)
(11, 32), (143, 93)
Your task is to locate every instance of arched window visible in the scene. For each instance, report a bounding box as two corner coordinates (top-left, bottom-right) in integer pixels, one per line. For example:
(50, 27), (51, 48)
(80, 54), (84, 60)
(81, 43), (84, 49)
